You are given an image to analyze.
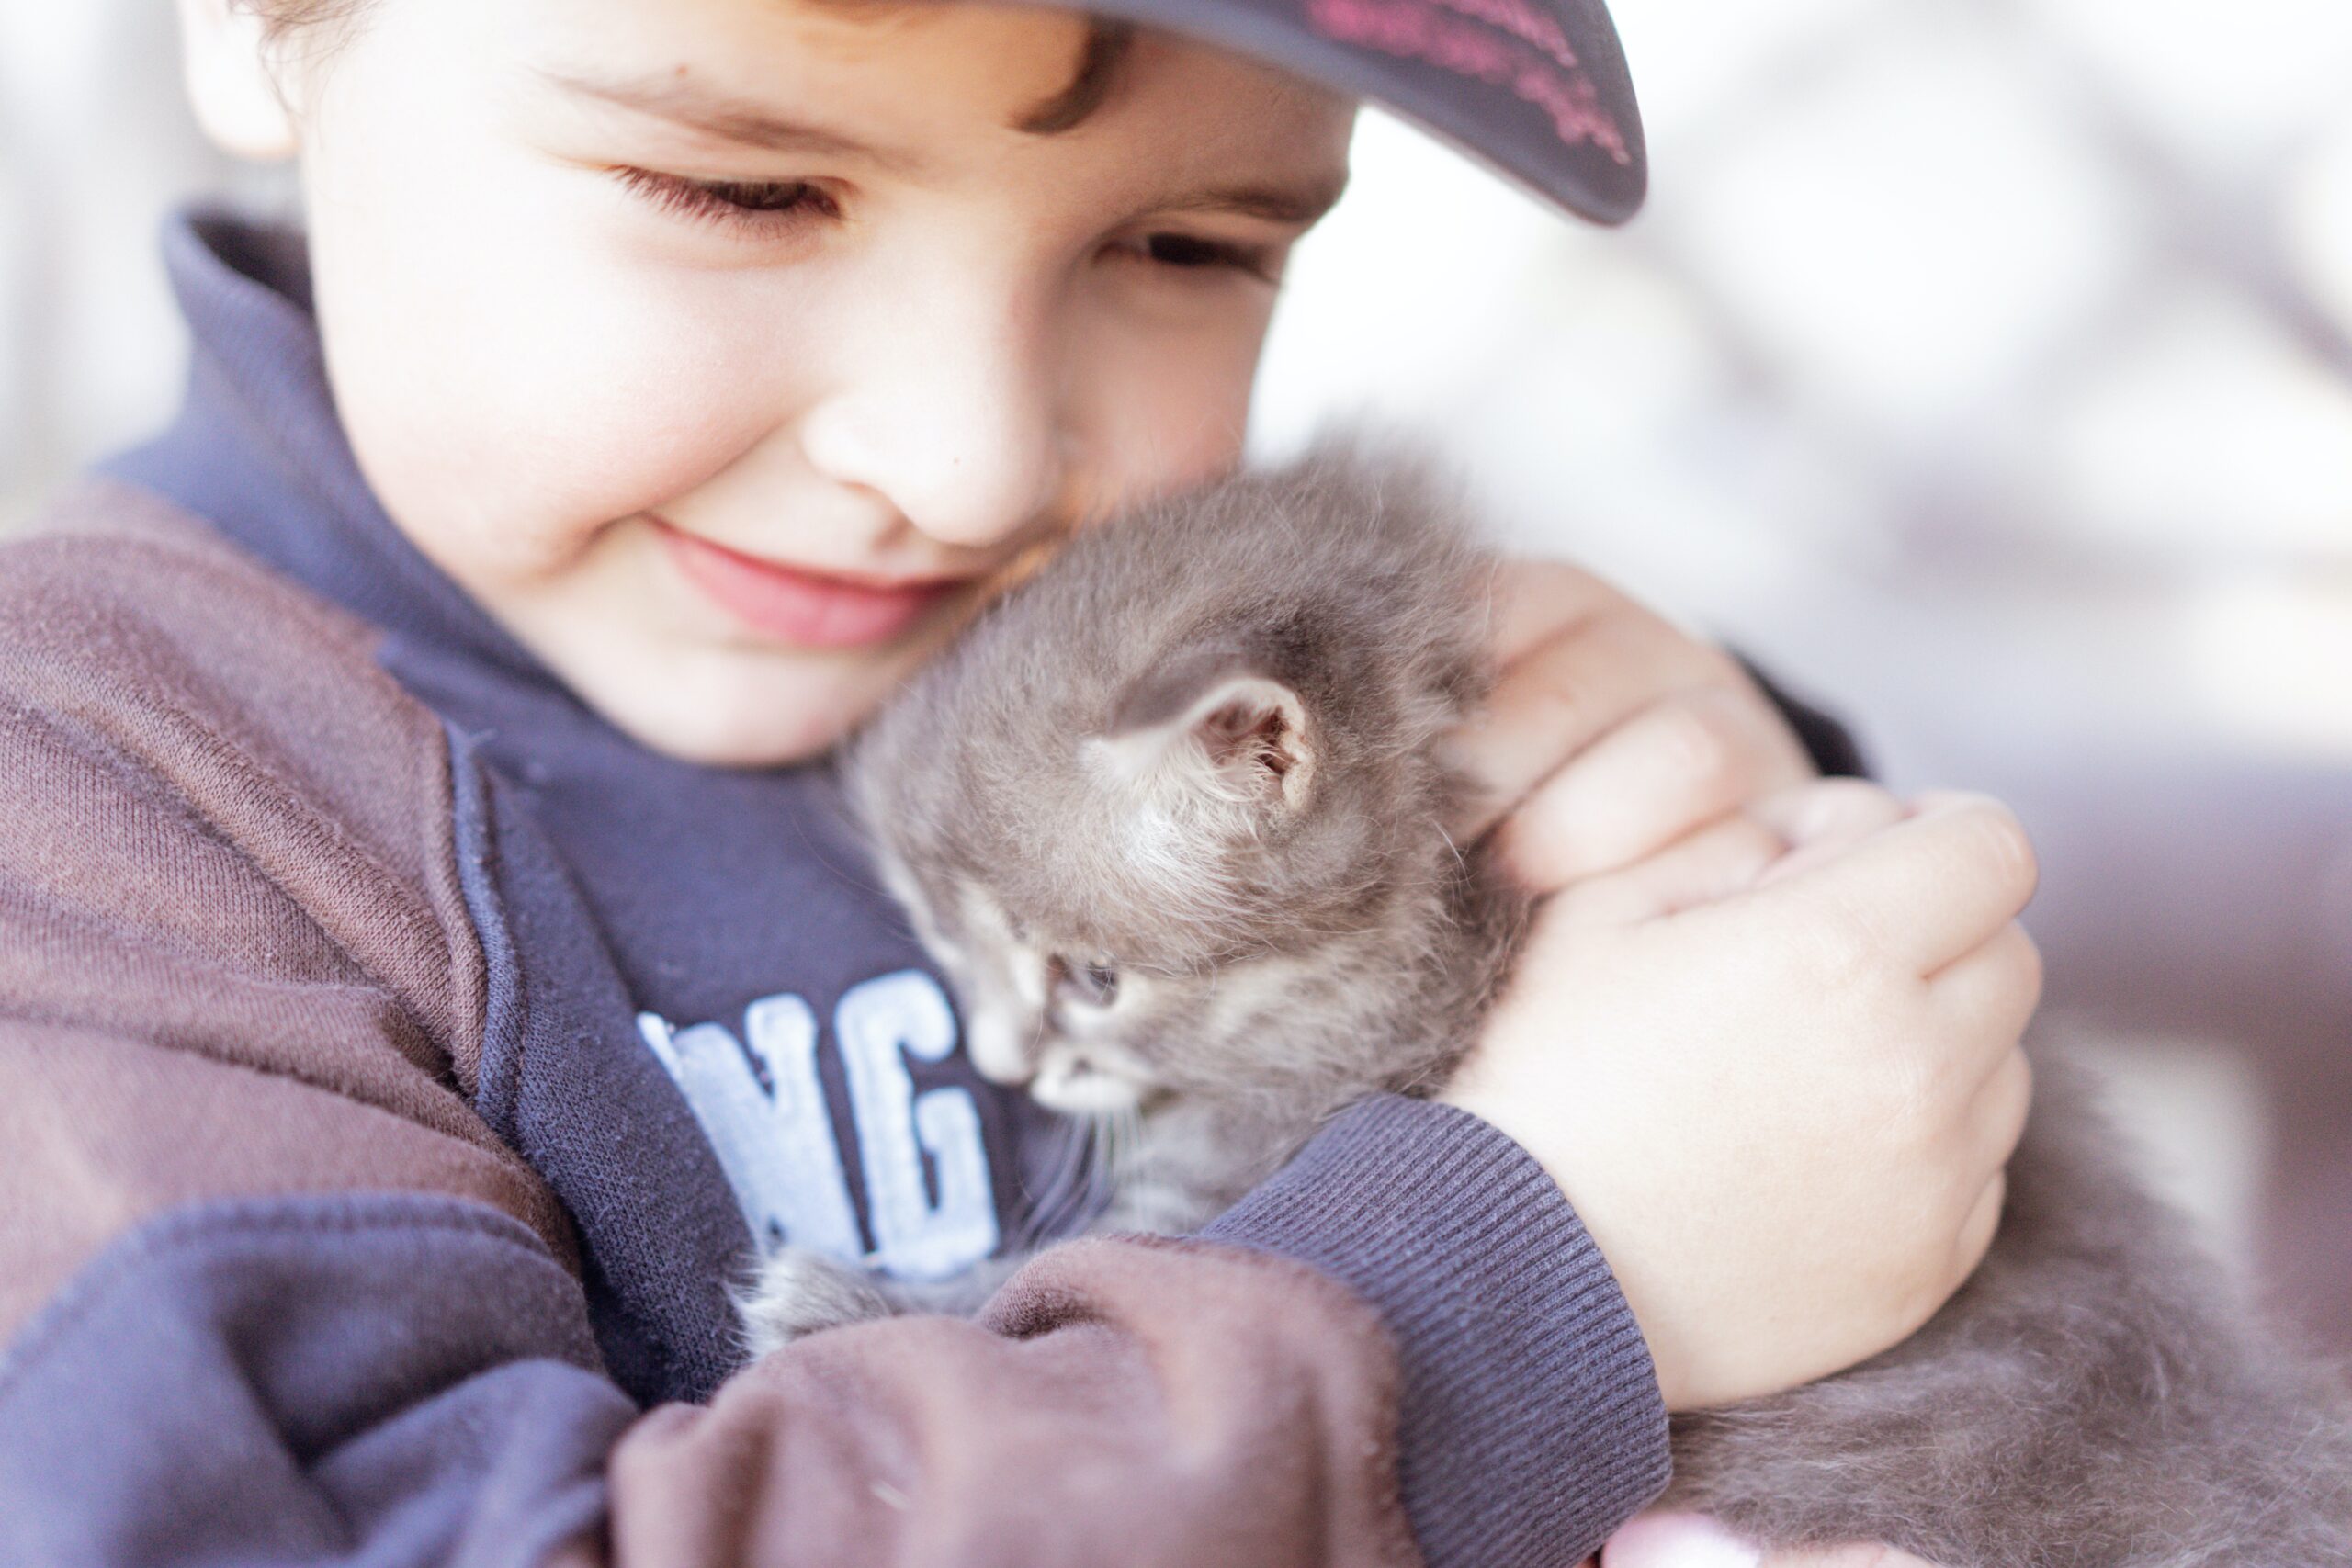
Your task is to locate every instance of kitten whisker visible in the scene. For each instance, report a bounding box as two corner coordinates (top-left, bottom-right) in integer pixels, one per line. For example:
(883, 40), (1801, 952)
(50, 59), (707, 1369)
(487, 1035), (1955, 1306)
(1436, 822), (1469, 874)
(1018, 1115), (1094, 1248)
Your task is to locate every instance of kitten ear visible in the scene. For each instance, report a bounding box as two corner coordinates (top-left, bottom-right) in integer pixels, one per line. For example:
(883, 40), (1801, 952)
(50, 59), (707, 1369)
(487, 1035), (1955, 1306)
(1094, 648), (1315, 818)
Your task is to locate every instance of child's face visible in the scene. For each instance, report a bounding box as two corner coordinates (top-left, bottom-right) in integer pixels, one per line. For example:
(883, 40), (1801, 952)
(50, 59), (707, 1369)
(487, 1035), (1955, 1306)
(259, 0), (1352, 763)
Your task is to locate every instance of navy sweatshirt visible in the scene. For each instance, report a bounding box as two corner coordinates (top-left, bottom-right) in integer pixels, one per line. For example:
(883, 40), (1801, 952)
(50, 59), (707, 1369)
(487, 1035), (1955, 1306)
(0, 208), (1876, 1567)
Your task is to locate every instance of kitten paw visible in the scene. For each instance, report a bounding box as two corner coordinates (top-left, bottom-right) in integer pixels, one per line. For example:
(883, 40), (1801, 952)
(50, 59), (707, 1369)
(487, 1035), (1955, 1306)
(739, 1248), (896, 1358)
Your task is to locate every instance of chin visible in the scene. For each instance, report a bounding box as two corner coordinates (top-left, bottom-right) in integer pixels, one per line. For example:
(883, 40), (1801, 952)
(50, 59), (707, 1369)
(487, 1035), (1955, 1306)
(581, 654), (896, 769)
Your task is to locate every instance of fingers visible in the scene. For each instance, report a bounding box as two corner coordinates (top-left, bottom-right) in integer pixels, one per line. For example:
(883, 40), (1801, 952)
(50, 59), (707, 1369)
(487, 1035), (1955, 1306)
(1485, 558), (1623, 665)
(1457, 604), (1746, 840)
(1601, 1514), (1944, 1568)
(1961, 1045), (2034, 1192)
(1762, 794), (2039, 976)
(1553, 811), (1790, 930)
(1546, 780), (1911, 929)
(1925, 1049), (2027, 1298)
(1492, 687), (1815, 890)
(1928, 920), (2044, 1060)
(1600, 1513), (1758, 1567)
(1952, 1169), (2008, 1284)
(1747, 779), (1910, 886)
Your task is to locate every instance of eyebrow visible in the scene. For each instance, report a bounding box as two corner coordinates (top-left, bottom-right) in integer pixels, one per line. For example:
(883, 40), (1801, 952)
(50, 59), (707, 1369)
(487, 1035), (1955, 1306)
(547, 65), (1350, 228)
(546, 72), (927, 171)
(1162, 175), (1351, 228)
(545, 15), (1129, 161)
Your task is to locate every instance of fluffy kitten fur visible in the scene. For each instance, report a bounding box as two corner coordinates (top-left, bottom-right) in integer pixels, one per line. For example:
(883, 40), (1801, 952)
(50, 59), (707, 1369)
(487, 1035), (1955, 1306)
(747, 446), (2352, 1563)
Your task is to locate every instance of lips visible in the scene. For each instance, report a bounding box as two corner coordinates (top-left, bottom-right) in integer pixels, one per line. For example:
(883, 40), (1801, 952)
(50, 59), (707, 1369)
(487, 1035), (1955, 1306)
(654, 519), (965, 650)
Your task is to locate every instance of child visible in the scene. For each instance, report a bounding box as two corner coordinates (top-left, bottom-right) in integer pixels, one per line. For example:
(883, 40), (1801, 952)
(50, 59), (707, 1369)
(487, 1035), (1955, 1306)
(0, 1), (2039, 1562)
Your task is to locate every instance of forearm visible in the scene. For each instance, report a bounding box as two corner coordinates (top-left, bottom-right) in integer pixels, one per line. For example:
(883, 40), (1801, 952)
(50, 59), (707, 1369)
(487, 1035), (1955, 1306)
(605, 1235), (1422, 1567)
(0, 1187), (1426, 1568)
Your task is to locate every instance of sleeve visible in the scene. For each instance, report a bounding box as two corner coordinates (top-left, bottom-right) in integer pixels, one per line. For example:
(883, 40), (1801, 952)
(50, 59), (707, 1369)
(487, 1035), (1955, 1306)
(1207, 1100), (1672, 1566)
(0, 507), (1667, 1568)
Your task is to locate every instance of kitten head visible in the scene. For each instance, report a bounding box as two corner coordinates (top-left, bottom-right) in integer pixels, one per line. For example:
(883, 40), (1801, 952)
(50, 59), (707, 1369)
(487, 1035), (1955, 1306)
(845, 448), (1497, 1121)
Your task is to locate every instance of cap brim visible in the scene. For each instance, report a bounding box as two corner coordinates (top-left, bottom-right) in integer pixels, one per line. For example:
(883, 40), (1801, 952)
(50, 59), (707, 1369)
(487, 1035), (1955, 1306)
(1061, 0), (1645, 225)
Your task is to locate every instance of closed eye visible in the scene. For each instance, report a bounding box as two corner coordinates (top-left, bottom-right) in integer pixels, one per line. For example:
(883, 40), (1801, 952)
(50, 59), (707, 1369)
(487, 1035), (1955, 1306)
(1110, 231), (1282, 283)
(614, 167), (842, 232)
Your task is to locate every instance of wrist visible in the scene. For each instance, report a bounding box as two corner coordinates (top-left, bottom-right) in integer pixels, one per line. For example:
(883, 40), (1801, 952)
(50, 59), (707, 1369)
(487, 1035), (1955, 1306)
(1207, 1097), (1671, 1565)
(1431, 1086), (1690, 1410)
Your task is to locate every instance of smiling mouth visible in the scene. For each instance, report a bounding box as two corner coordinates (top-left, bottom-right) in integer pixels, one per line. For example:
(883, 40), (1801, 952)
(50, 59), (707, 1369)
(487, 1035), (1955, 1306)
(652, 518), (972, 650)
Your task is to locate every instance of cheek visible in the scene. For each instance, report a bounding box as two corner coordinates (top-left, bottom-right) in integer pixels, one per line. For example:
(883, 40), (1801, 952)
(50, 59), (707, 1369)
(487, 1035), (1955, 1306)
(1070, 298), (1276, 511)
(300, 25), (811, 586)
(322, 228), (807, 585)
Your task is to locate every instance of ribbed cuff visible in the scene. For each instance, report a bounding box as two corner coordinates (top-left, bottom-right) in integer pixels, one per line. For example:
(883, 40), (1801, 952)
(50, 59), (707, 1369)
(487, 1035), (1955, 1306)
(1204, 1095), (1670, 1568)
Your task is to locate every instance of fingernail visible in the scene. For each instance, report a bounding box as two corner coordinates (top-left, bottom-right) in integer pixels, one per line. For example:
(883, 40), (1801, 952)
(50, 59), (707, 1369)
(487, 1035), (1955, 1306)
(1600, 1511), (1764, 1568)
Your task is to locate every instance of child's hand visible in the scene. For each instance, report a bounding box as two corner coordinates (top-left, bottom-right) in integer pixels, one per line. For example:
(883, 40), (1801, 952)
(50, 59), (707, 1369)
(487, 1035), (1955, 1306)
(1442, 780), (2040, 1412)
(1597, 1510), (1944, 1566)
(1451, 560), (1819, 873)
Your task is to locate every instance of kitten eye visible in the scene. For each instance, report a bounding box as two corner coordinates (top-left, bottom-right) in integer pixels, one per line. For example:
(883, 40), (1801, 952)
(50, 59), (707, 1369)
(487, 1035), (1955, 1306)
(1051, 958), (1120, 1009)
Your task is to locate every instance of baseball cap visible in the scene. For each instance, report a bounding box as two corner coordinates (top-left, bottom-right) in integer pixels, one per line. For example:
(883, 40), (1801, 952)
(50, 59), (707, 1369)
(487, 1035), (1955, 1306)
(1065, 0), (1645, 223)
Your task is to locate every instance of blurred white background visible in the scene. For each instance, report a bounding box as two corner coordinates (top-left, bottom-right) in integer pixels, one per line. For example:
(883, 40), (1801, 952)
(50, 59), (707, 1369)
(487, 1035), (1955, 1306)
(5, 0), (2349, 1349)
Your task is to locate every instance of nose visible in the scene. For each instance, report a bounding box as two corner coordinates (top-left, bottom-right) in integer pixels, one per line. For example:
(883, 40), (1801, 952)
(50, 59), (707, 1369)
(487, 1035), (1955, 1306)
(798, 276), (1070, 552)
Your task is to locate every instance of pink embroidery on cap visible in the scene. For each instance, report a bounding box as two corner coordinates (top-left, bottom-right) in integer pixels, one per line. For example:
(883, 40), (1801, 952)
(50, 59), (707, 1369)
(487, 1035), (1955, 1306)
(1426, 0), (1579, 74)
(1305, 0), (1631, 164)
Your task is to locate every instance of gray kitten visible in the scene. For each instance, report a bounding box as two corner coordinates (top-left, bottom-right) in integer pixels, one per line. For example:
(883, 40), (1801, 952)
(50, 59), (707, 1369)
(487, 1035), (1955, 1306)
(746, 447), (2352, 1564)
